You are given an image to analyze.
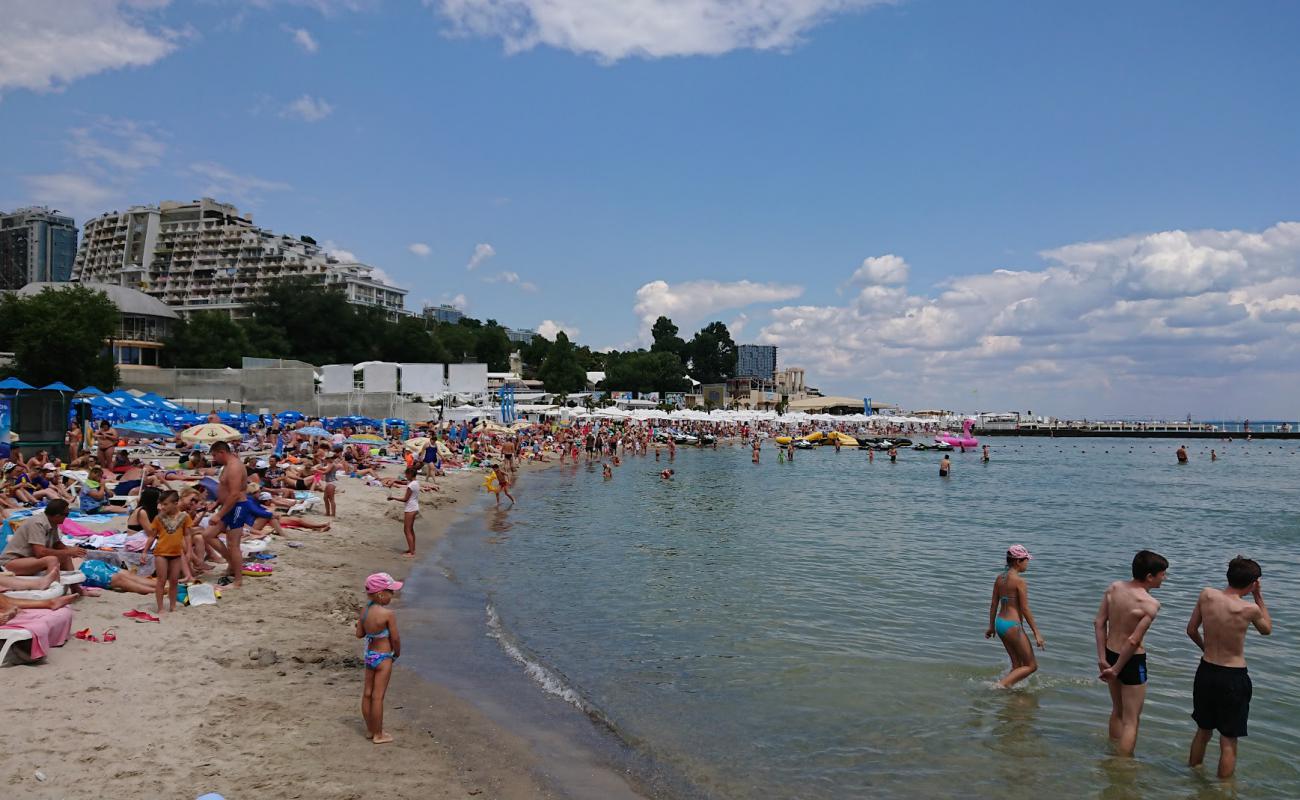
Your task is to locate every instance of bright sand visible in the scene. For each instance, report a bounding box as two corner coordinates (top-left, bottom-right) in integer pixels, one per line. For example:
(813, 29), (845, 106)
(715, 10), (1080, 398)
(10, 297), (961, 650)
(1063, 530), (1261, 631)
(0, 462), (602, 799)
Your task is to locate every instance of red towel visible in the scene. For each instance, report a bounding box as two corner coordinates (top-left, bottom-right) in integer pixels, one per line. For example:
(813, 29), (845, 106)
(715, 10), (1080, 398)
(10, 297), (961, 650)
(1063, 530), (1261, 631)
(1, 606), (76, 660)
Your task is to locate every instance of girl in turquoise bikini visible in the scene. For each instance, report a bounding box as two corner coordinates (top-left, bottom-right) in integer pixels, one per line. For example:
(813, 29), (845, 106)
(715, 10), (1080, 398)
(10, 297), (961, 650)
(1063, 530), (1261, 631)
(356, 572), (402, 744)
(985, 545), (1046, 687)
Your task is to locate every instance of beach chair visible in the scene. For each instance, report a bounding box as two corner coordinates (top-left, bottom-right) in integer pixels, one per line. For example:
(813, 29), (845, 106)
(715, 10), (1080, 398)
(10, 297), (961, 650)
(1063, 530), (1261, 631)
(0, 628), (34, 666)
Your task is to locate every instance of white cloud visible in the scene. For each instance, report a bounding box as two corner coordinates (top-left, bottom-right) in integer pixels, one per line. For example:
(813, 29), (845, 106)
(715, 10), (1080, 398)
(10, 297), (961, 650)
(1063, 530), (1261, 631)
(322, 240), (358, 262)
(22, 173), (117, 218)
(537, 320), (580, 340)
(849, 254), (909, 286)
(286, 26), (320, 52)
(434, 0), (893, 62)
(408, 242), (432, 257)
(0, 0), (178, 93)
(21, 117), (168, 217)
(282, 94), (334, 122)
(466, 242), (496, 270)
(729, 313), (750, 337)
(633, 279), (804, 338)
(753, 222), (1300, 415)
(449, 293), (469, 310)
(189, 162), (291, 206)
(485, 270), (539, 292)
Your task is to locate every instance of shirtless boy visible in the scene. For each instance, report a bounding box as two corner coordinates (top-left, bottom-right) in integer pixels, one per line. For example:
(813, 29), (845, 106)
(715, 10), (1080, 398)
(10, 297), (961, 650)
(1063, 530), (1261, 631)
(1186, 556), (1272, 779)
(1094, 549), (1168, 756)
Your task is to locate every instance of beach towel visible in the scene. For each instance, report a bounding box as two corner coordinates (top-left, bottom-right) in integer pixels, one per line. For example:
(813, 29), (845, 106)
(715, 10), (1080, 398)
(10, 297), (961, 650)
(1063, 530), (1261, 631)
(1, 606), (75, 660)
(60, 519), (99, 538)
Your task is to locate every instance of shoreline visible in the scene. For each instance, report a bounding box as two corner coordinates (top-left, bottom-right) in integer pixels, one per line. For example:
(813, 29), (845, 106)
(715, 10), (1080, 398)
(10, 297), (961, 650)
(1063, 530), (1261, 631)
(2, 459), (644, 800)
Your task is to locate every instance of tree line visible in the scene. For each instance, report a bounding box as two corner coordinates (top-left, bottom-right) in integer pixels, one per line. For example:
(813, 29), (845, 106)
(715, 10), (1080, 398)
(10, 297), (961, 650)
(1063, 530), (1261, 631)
(0, 280), (741, 396)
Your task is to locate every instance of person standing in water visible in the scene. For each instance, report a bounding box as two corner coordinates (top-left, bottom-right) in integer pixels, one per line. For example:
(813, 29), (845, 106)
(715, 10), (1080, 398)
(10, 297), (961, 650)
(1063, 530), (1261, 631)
(888, 446), (897, 463)
(1177, 445), (1189, 463)
(939, 454), (951, 477)
(982, 445), (991, 463)
(1186, 556), (1272, 779)
(985, 544), (1045, 687)
(1095, 549), (1169, 757)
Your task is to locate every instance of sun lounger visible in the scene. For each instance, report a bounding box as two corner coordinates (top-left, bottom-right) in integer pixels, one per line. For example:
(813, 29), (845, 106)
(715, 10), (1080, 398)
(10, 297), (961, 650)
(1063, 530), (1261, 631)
(0, 628), (34, 666)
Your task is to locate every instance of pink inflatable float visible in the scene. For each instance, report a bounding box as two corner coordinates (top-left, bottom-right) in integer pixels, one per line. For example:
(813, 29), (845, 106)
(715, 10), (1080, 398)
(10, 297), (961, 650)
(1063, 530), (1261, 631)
(936, 419), (979, 449)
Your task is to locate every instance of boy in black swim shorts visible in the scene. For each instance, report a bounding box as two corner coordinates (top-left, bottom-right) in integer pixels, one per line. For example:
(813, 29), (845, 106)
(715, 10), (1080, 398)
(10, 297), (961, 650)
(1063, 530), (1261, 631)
(1186, 556), (1273, 779)
(1103, 648), (1147, 685)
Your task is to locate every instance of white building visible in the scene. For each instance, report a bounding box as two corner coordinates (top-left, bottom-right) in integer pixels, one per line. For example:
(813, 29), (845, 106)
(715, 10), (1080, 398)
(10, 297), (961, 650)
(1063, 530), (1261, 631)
(73, 198), (407, 319)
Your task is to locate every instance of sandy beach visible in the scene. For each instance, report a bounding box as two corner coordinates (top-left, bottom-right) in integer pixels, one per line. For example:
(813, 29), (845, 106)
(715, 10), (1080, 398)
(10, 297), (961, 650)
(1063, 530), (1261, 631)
(1, 462), (594, 800)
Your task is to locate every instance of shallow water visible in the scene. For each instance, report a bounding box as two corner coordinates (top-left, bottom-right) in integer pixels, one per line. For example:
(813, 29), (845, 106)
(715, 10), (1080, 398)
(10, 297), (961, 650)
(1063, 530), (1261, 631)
(437, 438), (1300, 799)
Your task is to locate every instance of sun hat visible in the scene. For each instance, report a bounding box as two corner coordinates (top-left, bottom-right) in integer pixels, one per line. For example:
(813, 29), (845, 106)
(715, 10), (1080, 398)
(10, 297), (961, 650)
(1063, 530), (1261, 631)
(149, 459), (162, 467)
(255, 459), (269, 469)
(257, 491), (272, 501)
(43, 463), (57, 470)
(365, 572), (403, 593)
(1007, 544), (1033, 560)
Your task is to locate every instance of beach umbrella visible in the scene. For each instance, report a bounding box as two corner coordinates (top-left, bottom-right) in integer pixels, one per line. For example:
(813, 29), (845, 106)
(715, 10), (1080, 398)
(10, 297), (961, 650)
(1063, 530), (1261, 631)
(347, 433), (386, 445)
(77, 386), (106, 396)
(296, 426), (330, 437)
(178, 423), (242, 445)
(40, 381), (75, 392)
(115, 419), (175, 439)
(0, 377), (34, 390)
(403, 436), (431, 452)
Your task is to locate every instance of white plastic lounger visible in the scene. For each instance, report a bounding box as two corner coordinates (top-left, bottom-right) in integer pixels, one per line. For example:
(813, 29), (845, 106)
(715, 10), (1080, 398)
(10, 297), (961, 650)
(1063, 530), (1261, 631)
(0, 628), (34, 666)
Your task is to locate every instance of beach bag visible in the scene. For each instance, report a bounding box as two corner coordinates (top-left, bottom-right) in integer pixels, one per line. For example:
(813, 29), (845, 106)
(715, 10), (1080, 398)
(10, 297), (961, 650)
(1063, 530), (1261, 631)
(186, 583), (218, 606)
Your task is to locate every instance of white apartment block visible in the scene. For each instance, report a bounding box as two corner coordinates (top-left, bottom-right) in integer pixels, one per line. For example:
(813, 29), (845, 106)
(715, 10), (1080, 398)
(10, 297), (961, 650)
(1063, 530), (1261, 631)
(73, 198), (407, 319)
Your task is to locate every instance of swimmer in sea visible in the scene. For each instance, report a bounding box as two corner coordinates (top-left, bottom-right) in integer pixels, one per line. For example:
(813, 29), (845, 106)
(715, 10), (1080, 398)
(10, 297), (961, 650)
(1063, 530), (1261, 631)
(888, 446), (897, 463)
(982, 445), (990, 463)
(661, 468), (674, 480)
(985, 544), (1045, 687)
(939, 454), (951, 477)
(1177, 445), (1189, 464)
(602, 463), (613, 480)
(1210, 449), (1217, 462)
(1095, 549), (1168, 757)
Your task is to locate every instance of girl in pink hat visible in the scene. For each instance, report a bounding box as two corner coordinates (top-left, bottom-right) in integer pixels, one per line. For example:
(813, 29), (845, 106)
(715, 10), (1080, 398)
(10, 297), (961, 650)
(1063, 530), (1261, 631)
(985, 545), (1046, 687)
(356, 572), (403, 743)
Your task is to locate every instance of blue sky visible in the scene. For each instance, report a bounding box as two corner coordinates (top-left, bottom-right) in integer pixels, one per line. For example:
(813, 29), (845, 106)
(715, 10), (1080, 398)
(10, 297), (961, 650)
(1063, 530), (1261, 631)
(2, 1), (1300, 416)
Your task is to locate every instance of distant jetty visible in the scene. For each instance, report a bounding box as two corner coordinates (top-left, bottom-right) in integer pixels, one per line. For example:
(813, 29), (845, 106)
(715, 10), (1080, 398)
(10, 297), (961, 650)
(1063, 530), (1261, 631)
(977, 426), (1299, 440)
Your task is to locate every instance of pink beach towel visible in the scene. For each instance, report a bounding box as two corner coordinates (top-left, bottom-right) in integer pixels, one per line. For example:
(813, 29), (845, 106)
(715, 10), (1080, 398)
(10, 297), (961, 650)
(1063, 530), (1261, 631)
(1, 606), (76, 660)
(60, 519), (99, 538)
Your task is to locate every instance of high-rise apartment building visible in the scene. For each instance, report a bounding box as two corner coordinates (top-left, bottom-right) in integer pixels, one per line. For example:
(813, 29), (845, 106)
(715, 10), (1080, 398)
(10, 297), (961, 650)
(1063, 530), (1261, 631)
(0, 207), (78, 290)
(735, 344), (778, 381)
(74, 198), (407, 318)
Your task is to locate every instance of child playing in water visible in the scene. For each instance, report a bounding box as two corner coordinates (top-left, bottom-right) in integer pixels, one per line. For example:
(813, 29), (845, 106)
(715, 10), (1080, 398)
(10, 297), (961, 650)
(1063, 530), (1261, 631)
(145, 490), (194, 614)
(357, 572), (403, 744)
(492, 464), (515, 506)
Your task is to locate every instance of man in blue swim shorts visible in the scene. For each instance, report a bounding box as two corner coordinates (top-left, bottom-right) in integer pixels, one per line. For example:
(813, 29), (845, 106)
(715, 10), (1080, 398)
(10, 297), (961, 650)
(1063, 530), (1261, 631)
(203, 442), (252, 588)
(80, 558), (157, 594)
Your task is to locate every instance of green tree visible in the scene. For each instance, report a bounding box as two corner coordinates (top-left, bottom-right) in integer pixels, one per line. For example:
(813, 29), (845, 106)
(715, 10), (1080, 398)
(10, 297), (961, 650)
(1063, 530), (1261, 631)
(0, 285), (118, 388)
(381, 316), (450, 363)
(520, 335), (552, 373)
(601, 350), (688, 394)
(685, 321), (737, 384)
(537, 332), (586, 393)
(437, 321), (478, 362)
(650, 316), (686, 359)
(474, 321), (513, 371)
(162, 312), (250, 368)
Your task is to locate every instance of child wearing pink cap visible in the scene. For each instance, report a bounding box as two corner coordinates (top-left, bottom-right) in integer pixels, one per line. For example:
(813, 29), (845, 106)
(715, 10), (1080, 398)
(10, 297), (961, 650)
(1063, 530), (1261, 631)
(985, 545), (1046, 687)
(356, 572), (403, 743)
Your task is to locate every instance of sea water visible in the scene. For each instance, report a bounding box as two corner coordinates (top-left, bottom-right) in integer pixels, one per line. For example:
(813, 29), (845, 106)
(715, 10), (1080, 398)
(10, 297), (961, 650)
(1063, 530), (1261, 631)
(428, 438), (1300, 799)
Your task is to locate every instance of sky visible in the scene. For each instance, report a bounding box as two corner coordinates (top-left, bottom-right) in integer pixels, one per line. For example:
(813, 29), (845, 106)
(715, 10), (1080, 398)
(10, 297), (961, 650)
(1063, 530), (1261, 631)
(2, 0), (1299, 418)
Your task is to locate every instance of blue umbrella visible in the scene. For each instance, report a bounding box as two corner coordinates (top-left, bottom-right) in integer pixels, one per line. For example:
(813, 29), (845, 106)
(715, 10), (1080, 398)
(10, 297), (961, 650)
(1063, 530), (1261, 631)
(297, 426), (330, 437)
(115, 420), (175, 438)
(40, 381), (76, 392)
(77, 386), (107, 396)
(0, 377), (34, 390)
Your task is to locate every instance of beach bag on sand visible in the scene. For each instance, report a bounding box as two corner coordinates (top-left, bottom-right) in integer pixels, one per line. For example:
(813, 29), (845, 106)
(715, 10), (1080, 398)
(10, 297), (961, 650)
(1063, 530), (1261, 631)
(186, 583), (218, 606)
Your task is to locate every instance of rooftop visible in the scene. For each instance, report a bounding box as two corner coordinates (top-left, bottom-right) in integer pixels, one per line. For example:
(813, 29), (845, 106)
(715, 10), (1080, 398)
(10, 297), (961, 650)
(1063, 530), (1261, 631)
(19, 282), (180, 319)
